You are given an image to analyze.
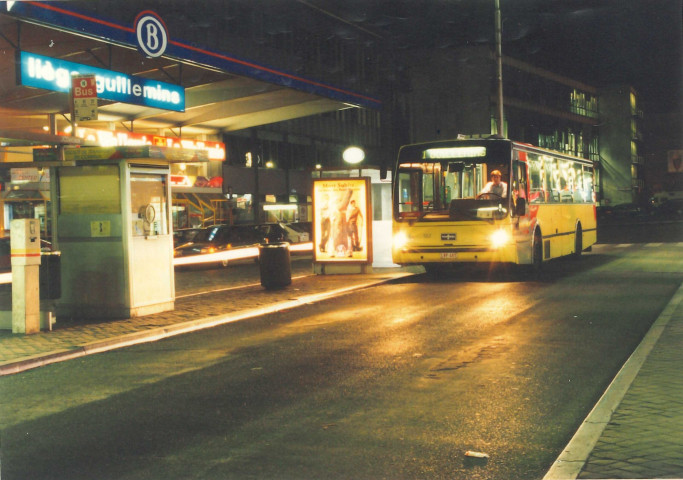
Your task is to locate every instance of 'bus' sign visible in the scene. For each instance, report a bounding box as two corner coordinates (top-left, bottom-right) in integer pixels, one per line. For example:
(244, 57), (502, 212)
(71, 74), (98, 121)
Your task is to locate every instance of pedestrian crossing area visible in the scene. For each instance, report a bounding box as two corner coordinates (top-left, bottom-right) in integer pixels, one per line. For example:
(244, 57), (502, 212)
(608, 242), (683, 249)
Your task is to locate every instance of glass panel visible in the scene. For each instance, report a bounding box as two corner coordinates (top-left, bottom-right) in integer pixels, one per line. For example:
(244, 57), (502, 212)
(528, 154), (543, 203)
(442, 162), (482, 200)
(131, 173), (168, 236)
(422, 171), (435, 210)
(397, 171), (421, 214)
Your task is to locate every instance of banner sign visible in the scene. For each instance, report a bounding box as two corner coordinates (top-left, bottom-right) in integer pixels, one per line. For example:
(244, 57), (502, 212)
(313, 178), (372, 264)
(33, 146), (209, 163)
(18, 51), (185, 112)
(71, 127), (225, 161)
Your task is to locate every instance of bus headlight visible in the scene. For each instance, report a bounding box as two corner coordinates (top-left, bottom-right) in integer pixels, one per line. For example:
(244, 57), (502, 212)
(393, 231), (409, 250)
(490, 229), (511, 249)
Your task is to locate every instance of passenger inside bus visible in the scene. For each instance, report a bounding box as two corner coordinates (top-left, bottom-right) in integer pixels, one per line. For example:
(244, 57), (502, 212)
(478, 169), (508, 198)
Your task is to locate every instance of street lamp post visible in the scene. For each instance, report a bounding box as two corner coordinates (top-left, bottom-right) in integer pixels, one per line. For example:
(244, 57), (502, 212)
(494, 0), (505, 137)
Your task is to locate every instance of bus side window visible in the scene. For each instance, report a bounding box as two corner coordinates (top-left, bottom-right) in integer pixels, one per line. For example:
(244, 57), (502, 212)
(528, 157), (545, 203)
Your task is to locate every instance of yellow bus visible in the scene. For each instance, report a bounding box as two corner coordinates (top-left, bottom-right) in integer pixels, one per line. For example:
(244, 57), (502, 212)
(392, 138), (597, 274)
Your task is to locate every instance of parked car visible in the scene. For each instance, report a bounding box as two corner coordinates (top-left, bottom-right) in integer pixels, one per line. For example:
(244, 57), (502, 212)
(173, 224), (264, 267)
(597, 203), (648, 222)
(289, 222), (312, 238)
(254, 222), (310, 244)
(654, 198), (683, 218)
(173, 227), (204, 248)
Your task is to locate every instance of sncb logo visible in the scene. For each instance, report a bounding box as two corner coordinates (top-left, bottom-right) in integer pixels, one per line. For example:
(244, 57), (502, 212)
(135, 11), (168, 58)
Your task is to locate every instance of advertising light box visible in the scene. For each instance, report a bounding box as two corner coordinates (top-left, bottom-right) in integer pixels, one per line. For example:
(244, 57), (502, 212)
(313, 177), (372, 264)
(18, 51), (185, 112)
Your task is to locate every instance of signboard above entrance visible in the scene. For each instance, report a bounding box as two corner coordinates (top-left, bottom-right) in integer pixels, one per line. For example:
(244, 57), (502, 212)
(33, 145), (208, 163)
(17, 51), (185, 112)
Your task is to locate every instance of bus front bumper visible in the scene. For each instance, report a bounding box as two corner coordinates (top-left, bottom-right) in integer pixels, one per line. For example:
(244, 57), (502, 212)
(392, 244), (519, 265)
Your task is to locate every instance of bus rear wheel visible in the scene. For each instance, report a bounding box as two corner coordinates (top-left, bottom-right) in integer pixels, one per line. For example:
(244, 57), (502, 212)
(528, 232), (543, 278)
(573, 224), (583, 259)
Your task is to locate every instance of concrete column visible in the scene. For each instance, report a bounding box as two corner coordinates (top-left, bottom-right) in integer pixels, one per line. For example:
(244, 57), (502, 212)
(12, 264), (41, 334)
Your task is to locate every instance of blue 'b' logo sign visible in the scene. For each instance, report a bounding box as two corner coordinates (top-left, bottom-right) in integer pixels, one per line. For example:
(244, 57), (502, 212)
(135, 11), (168, 58)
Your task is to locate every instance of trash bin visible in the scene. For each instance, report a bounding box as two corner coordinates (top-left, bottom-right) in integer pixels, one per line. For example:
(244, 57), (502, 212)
(39, 251), (61, 300)
(258, 242), (291, 289)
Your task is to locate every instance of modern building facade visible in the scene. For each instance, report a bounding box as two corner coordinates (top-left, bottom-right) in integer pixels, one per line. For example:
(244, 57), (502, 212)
(401, 47), (644, 206)
(598, 85), (646, 205)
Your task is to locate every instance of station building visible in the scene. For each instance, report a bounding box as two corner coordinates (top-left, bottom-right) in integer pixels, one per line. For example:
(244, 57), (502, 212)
(0, 1), (397, 320)
(0, 1), (399, 239)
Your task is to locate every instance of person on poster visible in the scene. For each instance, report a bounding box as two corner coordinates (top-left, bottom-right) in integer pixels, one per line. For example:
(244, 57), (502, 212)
(318, 194), (331, 253)
(346, 198), (363, 252)
(332, 188), (353, 257)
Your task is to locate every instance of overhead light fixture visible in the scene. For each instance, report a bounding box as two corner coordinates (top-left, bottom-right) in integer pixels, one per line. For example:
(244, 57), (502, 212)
(343, 146), (365, 165)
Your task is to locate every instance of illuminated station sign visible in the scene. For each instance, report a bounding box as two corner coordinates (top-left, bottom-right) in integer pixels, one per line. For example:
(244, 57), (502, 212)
(17, 51), (185, 112)
(72, 127), (225, 161)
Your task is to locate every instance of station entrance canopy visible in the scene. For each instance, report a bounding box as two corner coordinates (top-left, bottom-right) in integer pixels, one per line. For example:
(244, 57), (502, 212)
(0, 2), (381, 146)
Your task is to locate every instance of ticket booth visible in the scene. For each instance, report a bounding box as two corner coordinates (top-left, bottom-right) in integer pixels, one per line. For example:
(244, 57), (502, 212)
(40, 146), (181, 319)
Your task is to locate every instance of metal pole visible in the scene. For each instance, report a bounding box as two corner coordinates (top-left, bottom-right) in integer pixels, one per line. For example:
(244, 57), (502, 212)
(494, 0), (505, 137)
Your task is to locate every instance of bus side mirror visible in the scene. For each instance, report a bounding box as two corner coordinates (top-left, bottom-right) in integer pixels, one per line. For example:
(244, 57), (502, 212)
(515, 197), (527, 216)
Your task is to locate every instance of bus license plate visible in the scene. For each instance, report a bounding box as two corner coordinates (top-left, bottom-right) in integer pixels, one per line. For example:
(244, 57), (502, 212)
(440, 252), (457, 259)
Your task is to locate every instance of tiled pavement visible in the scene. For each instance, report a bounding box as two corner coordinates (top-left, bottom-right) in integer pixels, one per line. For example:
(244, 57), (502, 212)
(0, 263), (418, 373)
(545, 282), (683, 480)
(2, 258), (683, 480)
(577, 289), (683, 479)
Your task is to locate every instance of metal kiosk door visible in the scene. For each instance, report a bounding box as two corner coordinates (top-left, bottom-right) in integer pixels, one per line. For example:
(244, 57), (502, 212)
(126, 165), (175, 316)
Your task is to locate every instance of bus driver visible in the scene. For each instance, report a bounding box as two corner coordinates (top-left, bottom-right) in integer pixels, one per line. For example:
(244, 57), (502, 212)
(479, 170), (507, 197)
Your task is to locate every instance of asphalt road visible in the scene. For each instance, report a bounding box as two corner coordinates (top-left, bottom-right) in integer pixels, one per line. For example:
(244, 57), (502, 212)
(0, 221), (681, 480)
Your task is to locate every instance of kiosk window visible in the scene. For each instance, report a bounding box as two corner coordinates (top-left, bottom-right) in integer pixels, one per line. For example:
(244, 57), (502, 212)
(131, 173), (168, 236)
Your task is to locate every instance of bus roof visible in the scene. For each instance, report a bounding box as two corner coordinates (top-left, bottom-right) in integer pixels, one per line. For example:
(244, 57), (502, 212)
(397, 137), (593, 166)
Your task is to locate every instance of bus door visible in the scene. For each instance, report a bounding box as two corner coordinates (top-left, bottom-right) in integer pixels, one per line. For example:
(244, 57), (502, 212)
(511, 157), (529, 218)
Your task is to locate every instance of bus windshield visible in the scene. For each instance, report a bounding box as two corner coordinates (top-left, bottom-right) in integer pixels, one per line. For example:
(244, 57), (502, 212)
(395, 143), (510, 221)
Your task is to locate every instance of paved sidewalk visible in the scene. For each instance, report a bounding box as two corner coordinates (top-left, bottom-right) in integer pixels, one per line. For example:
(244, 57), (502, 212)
(545, 282), (683, 480)
(0, 267), (416, 376)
